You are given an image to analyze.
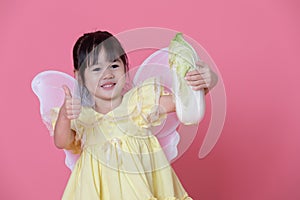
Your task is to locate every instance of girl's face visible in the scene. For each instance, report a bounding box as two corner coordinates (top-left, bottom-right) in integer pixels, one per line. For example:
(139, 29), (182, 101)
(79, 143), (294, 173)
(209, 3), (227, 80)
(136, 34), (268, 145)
(83, 49), (126, 102)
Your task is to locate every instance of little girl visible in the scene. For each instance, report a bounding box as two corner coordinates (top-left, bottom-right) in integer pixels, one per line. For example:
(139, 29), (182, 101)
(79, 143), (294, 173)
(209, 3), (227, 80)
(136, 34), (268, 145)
(52, 30), (217, 200)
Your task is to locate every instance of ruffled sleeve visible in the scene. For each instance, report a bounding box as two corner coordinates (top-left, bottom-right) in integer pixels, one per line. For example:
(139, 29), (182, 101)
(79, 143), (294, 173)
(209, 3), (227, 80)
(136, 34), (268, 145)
(127, 77), (167, 129)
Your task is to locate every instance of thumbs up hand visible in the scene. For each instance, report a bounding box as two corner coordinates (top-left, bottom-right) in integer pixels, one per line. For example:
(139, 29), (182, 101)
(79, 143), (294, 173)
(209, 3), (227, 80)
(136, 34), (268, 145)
(62, 85), (81, 120)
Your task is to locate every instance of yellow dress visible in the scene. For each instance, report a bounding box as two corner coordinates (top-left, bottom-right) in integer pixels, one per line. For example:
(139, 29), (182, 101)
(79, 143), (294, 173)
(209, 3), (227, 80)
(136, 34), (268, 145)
(51, 78), (193, 200)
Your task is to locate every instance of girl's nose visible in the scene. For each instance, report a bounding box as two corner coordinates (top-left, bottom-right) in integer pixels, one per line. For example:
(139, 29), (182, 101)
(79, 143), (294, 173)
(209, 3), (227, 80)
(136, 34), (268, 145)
(102, 68), (114, 80)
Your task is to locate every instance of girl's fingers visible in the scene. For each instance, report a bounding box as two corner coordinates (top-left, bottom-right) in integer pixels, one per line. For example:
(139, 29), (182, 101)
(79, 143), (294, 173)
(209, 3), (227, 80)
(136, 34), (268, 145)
(185, 74), (203, 81)
(184, 60), (213, 91)
(67, 104), (81, 111)
(185, 61), (218, 91)
(186, 68), (209, 76)
(186, 70), (197, 76)
(64, 96), (81, 119)
(65, 109), (81, 119)
(65, 98), (81, 106)
(187, 79), (207, 86)
(192, 85), (207, 91)
(71, 110), (81, 116)
(186, 76), (212, 88)
(71, 105), (81, 110)
(62, 85), (72, 99)
(186, 70), (201, 76)
(67, 115), (79, 120)
(186, 74), (211, 81)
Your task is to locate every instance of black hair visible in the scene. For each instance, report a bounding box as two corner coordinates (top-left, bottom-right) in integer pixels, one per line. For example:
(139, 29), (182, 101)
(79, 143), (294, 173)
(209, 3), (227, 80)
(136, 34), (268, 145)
(72, 30), (128, 84)
(72, 31), (129, 106)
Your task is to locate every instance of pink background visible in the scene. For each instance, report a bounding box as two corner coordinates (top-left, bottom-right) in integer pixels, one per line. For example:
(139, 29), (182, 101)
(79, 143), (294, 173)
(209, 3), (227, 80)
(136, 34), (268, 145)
(1, 0), (300, 199)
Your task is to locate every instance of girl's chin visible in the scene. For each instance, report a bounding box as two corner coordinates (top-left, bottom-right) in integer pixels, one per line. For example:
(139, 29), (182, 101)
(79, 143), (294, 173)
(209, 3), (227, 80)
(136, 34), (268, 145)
(94, 90), (122, 100)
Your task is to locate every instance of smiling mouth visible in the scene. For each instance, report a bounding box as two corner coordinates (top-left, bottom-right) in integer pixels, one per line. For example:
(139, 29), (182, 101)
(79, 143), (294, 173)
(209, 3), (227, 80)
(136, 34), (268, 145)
(100, 83), (116, 88)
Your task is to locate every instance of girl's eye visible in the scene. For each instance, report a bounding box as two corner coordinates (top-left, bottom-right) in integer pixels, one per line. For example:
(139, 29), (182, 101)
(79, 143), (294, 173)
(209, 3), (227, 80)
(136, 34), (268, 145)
(111, 64), (119, 69)
(92, 67), (101, 72)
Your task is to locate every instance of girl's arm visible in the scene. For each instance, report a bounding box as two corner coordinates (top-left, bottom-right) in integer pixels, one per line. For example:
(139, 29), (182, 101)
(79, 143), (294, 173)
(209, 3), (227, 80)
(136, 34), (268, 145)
(54, 85), (81, 149)
(54, 107), (76, 149)
(159, 94), (175, 114)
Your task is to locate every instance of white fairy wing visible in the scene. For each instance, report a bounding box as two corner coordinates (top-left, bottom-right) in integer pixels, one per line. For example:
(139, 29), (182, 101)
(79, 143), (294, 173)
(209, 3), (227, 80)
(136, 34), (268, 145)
(31, 70), (79, 170)
(134, 47), (221, 161)
(31, 70), (76, 134)
(133, 48), (181, 162)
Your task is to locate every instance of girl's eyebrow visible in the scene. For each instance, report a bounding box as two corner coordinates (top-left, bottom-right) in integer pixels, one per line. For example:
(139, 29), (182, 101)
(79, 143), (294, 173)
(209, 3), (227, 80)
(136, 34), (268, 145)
(96, 58), (120, 66)
(91, 58), (121, 69)
(112, 58), (121, 63)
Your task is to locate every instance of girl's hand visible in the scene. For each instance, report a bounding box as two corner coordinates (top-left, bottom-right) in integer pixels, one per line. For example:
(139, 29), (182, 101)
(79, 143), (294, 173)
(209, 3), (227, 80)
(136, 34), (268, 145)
(185, 61), (218, 93)
(62, 85), (81, 120)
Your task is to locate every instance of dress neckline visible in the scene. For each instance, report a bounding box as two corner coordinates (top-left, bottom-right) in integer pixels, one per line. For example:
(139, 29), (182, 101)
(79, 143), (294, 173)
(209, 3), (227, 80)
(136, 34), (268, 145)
(90, 97), (124, 117)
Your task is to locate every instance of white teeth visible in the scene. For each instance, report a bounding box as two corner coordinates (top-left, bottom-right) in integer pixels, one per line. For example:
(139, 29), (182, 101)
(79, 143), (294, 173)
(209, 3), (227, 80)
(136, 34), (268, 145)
(102, 84), (114, 88)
